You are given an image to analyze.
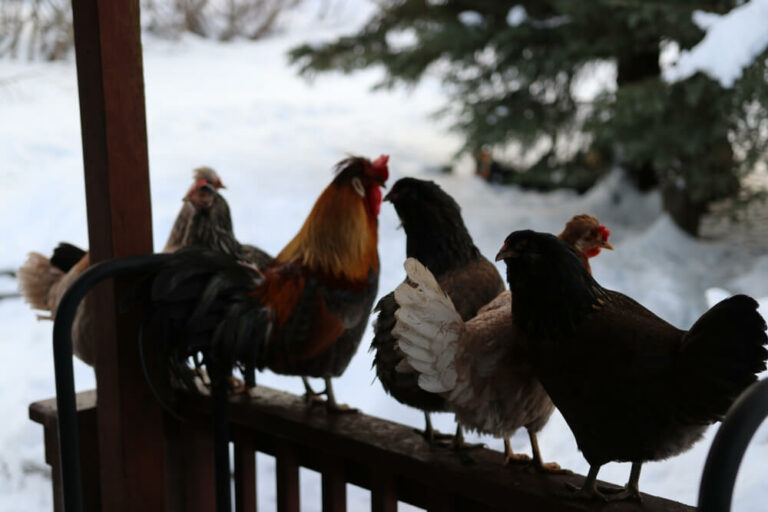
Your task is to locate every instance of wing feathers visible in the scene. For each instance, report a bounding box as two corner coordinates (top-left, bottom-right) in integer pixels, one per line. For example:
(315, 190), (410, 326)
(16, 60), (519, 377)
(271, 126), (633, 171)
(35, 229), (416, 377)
(393, 258), (463, 394)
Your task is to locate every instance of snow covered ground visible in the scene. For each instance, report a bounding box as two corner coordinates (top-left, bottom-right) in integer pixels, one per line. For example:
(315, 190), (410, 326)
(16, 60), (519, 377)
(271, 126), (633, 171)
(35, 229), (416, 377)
(1, 1), (767, 510)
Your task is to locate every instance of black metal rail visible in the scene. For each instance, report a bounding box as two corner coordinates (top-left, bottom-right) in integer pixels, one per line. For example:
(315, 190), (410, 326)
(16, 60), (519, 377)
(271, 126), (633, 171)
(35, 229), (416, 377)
(52, 254), (170, 512)
(698, 377), (768, 512)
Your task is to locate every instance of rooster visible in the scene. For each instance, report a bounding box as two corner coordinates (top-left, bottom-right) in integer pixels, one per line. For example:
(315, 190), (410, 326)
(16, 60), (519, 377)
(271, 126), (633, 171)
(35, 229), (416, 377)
(127, 155), (389, 413)
(392, 215), (612, 471)
(370, 177), (504, 445)
(18, 167), (239, 366)
(496, 230), (767, 500)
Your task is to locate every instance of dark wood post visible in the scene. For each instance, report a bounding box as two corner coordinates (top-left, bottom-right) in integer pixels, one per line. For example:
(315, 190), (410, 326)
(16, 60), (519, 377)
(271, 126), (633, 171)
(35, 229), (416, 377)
(71, 0), (168, 510)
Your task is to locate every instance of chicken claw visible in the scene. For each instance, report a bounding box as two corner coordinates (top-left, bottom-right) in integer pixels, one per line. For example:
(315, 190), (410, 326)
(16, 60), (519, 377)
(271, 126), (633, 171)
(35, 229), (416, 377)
(504, 438), (531, 465)
(564, 465), (609, 502)
(324, 377), (359, 414)
(417, 413), (453, 444)
(302, 377), (326, 406)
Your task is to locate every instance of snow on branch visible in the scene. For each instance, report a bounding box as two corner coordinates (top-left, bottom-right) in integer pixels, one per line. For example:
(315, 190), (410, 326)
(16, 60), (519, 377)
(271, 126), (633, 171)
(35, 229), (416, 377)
(664, 0), (768, 87)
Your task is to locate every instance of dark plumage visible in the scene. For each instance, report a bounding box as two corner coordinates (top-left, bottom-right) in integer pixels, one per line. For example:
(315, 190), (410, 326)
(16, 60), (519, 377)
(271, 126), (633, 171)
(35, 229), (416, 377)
(50, 243), (88, 273)
(497, 230), (768, 500)
(18, 167), (252, 367)
(371, 177), (504, 442)
(147, 155), (388, 411)
(163, 166), (273, 269)
(393, 215), (612, 472)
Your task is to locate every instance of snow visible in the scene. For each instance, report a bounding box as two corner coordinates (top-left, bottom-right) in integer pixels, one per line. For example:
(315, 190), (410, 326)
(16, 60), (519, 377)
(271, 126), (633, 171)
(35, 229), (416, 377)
(664, 0), (768, 87)
(458, 11), (483, 27)
(506, 6), (527, 27)
(1, 0), (768, 510)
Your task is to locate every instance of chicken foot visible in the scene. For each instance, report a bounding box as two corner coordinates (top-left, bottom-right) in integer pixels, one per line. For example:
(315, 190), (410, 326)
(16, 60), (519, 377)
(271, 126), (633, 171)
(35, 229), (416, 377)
(503, 431), (568, 473)
(302, 377), (326, 406)
(528, 430), (570, 474)
(565, 464), (609, 501)
(595, 462), (642, 502)
(301, 377), (358, 413)
(323, 377), (358, 414)
(566, 462), (641, 502)
(504, 438), (532, 464)
(449, 425), (484, 451)
(416, 412), (453, 444)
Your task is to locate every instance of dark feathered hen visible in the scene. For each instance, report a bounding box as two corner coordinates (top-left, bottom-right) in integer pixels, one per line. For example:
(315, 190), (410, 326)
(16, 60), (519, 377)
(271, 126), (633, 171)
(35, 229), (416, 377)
(496, 230), (767, 500)
(17, 167), (246, 366)
(393, 214), (612, 472)
(164, 166), (273, 269)
(371, 177), (504, 443)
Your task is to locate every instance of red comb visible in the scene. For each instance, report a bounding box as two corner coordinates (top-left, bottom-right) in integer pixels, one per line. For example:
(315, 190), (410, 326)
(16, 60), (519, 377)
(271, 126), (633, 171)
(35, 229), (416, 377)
(370, 155), (389, 181)
(598, 225), (610, 240)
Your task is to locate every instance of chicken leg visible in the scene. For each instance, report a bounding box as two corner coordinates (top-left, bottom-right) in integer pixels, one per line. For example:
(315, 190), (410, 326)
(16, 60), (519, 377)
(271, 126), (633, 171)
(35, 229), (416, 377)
(302, 376), (325, 405)
(324, 377), (358, 414)
(417, 412), (453, 444)
(597, 462), (642, 502)
(528, 429), (569, 474)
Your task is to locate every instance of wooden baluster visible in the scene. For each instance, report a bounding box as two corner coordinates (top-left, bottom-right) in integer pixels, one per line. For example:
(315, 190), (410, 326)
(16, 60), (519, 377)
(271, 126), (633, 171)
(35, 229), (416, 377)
(428, 490), (455, 512)
(321, 455), (346, 512)
(180, 417), (216, 512)
(234, 432), (257, 512)
(276, 441), (300, 512)
(371, 470), (396, 512)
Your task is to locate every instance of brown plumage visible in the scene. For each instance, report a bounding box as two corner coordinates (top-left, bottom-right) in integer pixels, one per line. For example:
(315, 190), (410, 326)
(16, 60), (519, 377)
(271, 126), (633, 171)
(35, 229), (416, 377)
(17, 167), (249, 366)
(393, 215), (612, 470)
(138, 156), (389, 412)
(371, 177), (504, 443)
(496, 230), (767, 500)
(258, 156), (388, 410)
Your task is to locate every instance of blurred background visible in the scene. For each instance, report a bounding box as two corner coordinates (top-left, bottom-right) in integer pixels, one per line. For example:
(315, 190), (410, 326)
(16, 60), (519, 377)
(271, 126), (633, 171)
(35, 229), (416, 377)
(1, 0), (767, 510)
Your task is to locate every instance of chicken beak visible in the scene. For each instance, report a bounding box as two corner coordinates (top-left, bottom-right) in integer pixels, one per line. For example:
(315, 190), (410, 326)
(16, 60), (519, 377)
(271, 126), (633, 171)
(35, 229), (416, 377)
(601, 241), (614, 250)
(495, 242), (515, 262)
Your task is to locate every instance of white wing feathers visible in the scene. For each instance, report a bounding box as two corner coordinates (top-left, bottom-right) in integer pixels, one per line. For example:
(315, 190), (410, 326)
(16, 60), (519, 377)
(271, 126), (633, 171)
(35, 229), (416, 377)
(393, 258), (463, 394)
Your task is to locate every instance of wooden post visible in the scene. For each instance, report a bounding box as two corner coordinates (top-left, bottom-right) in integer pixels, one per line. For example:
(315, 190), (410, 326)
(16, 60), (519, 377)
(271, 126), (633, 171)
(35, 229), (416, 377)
(70, 0), (167, 510)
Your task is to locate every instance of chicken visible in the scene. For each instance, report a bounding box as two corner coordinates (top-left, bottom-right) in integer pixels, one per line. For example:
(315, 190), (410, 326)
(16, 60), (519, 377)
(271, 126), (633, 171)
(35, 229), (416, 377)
(392, 214), (612, 471)
(164, 166), (273, 269)
(370, 177), (504, 445)
(495, 230), (767, 500)
(17, 167), (245, 366)
(131, 155), (389, 412)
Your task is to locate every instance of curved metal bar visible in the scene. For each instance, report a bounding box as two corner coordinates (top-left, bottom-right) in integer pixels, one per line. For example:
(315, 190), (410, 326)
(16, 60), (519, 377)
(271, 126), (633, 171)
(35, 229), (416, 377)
(52, 254), (171, 512)
(698, 377), (768, 512)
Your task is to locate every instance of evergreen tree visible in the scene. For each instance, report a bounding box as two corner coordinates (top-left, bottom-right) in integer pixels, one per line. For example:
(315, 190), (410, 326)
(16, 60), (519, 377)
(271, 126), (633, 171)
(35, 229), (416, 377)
(290, 0), (768, 235)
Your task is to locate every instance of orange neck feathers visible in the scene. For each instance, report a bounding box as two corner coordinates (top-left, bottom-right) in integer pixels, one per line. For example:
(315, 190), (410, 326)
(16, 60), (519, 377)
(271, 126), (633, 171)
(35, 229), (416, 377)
(276, 181), (379, 283)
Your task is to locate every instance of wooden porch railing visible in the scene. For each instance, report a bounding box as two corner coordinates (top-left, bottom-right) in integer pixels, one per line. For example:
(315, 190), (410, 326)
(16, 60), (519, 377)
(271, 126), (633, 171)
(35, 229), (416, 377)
(30, 386), (696, 512)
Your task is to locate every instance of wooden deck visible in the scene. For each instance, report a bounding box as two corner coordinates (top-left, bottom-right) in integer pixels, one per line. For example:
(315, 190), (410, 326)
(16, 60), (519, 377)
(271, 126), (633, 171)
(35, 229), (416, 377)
(30, 387), (697, 512)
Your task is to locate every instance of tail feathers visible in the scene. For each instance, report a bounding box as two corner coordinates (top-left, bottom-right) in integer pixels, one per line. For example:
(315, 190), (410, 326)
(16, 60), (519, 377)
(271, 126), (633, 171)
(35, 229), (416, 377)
(17, 252), (62, 311)
(678, 294), (768, 423)
(392, 258), (463, 394)
(143, 247), (268, 390)
(50, 243), (87, 272)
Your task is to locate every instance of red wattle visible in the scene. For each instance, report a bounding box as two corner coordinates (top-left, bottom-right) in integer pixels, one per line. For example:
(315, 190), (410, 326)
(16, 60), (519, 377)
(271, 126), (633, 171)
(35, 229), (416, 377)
(585, 247), (601, 258)
(367, 184), (382, 217)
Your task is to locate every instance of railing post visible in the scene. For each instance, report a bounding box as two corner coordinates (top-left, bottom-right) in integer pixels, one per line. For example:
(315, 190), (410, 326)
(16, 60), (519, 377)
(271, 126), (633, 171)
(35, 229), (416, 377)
(321, 455), (346, 512)
(234, 430), (257, 512)
(70, 0), (168, 510)
(371, 470), (396, 512)
(276, 441), (300, 512)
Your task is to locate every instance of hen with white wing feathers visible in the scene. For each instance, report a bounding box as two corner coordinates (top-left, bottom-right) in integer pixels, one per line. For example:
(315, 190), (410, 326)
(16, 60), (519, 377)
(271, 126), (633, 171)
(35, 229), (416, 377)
(393, 215), (613, 471)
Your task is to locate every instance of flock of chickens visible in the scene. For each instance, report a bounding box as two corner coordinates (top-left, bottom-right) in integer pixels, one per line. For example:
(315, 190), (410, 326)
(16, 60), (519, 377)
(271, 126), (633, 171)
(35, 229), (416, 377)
(18, 155), (768, 502)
